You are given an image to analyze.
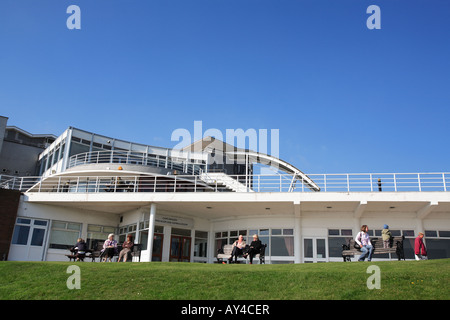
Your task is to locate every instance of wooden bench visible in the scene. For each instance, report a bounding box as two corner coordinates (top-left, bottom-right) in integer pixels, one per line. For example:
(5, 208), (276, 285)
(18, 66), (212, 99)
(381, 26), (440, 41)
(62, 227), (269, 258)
(96, 242), (142, 262)
(217, 244), (267, 264)
(66, 248), (97, 262)
(67, 242), (142, 262)
(127, 243), (142, 262)
(342, 236), (405, 262)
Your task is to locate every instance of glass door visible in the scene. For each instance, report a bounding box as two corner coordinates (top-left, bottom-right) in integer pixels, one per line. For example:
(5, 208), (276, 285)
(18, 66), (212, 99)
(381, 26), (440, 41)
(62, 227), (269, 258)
(170, 236), (191, 262)
(9, 218), (49, 261)
(152, 233), (164, 261)
(303, 237), (328, 263)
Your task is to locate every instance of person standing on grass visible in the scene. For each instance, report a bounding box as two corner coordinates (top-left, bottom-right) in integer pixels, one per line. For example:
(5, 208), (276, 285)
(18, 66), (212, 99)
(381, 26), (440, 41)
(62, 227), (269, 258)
(414, 232), (428, 260)
(355, 225), (374, 262)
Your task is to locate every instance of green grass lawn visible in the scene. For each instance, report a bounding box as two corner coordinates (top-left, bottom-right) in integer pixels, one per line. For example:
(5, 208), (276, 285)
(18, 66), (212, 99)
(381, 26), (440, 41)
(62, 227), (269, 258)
(0, 259), (449, 300)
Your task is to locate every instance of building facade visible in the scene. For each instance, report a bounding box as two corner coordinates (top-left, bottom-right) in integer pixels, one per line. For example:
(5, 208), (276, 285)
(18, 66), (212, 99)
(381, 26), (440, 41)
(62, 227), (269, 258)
(2, 124), (450, 263)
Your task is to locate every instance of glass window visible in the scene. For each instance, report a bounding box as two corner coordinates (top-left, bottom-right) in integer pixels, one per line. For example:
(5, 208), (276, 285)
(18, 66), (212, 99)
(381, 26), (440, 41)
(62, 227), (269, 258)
(12, 225), (30, 245)
(341, 229), (353, 236)
(69, 141), (90, 157)
(68, 223), (81, 231)
(403, 230), (415, 237)
(402, 237), (416, 260)
(249, 230), (258, 237)
(425, 230), (438, 237)
(17, 218), (31, 225)
(271, 236), (294, 256)
(328, 228), (354, 258)
(391, 230), (401, 237)
(427, 239), (450, 259)
(271, 229), (282, 235)
(316, 239), (326, 259)
(52, 221), (66, 229)
(140, 230), (148, 251)
(172, 228), (191, 237)
(118, 223), (137, 243)
(194, 231), (208, 258)
(328, 237), (347, 257)
(86, 225), (116, 250)
(30, 228), (46, 246)
(88, 225), (102, 232)
(328, 229), (339, 236)
(304, 239), (313, 258)
(255, 234), (268, 252)
(49, 221), (81, 249)
(438, 231), (450, 238)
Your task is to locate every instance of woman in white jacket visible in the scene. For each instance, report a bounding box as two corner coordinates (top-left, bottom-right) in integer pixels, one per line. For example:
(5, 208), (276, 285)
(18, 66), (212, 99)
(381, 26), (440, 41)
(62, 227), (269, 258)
(355, 225), (374, 261)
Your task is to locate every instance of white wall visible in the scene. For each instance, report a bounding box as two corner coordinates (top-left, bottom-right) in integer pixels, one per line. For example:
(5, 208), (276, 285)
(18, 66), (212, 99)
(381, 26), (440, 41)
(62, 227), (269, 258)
(11, 201), (120, 261)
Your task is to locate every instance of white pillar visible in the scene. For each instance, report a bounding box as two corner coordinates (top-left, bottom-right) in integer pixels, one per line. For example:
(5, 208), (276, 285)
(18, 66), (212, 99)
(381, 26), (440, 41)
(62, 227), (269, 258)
(294, 201), (301, 263)
(416, 218), (424, 235)
(146, 203), (156, 262)
(208, 222), (215, 264)
(190, 229), (195, 263)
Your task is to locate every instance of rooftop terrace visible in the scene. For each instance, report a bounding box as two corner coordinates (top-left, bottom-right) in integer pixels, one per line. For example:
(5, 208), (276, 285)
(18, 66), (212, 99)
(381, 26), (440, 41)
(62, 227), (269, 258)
(1, 171), (449, 193)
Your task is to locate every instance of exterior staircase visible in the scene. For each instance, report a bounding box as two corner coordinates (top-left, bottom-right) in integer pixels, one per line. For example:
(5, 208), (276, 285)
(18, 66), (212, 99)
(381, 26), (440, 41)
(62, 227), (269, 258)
(200, 172), (254, 192)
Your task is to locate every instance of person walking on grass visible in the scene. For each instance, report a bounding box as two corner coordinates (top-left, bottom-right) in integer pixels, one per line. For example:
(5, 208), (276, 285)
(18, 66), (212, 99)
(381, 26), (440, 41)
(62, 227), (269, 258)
(415, 232), (428, 260)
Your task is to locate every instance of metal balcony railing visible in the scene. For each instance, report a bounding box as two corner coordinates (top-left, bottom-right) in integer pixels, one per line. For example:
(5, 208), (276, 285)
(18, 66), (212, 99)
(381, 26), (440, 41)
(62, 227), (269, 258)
(68, 150), (205, 175)
(1, 172), (449, 193)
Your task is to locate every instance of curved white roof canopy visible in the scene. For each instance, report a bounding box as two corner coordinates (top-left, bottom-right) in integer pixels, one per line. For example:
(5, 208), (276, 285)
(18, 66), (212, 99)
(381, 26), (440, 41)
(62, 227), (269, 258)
(226, 150), (320, 192)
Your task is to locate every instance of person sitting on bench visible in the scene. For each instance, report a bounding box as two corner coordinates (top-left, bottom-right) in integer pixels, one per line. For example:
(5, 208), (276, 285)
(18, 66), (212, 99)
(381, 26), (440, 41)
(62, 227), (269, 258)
(74, 238), (87, 261)
(228, 235), (246, 263)
(118, 234), (134, 262)
(246, 234), (262, 264)
(102, 234), (117, 262)
(355, 225), (374, 262)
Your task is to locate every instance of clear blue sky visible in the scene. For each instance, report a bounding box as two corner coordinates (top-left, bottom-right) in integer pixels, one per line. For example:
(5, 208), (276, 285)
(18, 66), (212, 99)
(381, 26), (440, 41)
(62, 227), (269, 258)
(1, 0), (449, 174)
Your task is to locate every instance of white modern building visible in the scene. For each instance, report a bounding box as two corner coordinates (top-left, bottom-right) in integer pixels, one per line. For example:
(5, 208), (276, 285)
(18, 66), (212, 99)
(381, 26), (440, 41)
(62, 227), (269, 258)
(2, 126), (450, 263)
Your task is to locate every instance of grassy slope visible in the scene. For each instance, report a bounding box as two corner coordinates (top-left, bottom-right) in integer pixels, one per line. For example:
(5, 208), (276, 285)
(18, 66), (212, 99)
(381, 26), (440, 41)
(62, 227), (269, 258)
(0, 259), (449, 300)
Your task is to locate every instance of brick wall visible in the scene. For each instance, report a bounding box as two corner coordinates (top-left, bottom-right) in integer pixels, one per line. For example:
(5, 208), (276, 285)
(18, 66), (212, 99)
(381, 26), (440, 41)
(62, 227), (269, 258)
(0, 189), (21, 260)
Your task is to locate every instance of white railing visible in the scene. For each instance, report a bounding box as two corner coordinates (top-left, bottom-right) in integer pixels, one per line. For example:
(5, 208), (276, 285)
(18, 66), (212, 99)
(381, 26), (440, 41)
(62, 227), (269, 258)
(0, 175), (42, 191)
(68, 150), (205, 175)
(1, 172), (449, 193)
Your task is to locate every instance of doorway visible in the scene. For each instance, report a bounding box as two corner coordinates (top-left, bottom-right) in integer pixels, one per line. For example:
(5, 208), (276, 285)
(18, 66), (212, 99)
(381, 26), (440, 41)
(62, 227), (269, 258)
(303, 237), (328, 263)
(8, 218), (49, 261)
(152, 233), (164, 261)
(170, 236), (191, 262)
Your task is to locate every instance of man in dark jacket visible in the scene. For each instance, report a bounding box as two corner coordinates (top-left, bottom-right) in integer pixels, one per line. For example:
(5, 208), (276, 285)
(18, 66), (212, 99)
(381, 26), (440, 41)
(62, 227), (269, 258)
(246, 234), (263, 264)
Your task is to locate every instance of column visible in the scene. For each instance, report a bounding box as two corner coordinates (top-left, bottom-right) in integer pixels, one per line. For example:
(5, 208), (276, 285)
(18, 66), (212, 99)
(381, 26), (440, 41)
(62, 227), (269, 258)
(294, 201), (301, 263)
(353, 201), (367, 238)
(208, 223), (215, 264)
(146, 203), (156, 262)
